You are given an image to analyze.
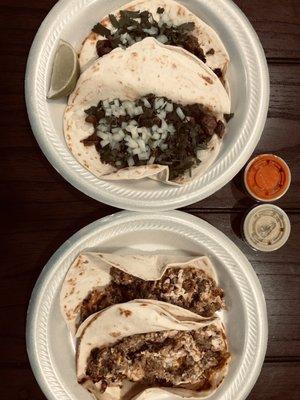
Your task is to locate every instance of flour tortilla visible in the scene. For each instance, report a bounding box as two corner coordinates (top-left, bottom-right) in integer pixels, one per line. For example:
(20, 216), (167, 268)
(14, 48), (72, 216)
(60, 252), (219, 335)
(79, 0), (229, 76)
(64, 37), (230, 184)
(76, 300), (229, 400)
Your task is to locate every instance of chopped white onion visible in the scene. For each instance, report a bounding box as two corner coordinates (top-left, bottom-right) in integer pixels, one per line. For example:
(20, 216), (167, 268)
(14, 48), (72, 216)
(143, 26), (159, 35)
(158, 110), (166, 120)
(98, 132), (108, 140)
(176, 107), (185, 120)
(155, 98), (164, 109)
(134, 106), (143, 115)
(128, 157), (135, 167)
(138, 152), (149, 160)
(100, 139), (110, 147)
(142, 98), (151, 108)
(156, 34), (168, 44)
(137, 139), (146, 152)
(152, 133), (160, 140)
(148, 156), (155, 165)
(165, 103), (173, 112)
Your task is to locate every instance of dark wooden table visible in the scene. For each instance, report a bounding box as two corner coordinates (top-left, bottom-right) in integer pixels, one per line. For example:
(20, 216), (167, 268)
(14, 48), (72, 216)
(1, 0), (300, 399)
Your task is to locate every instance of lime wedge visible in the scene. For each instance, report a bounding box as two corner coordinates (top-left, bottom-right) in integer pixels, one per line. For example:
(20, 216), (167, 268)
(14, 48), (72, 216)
(47, 40), (80, 99)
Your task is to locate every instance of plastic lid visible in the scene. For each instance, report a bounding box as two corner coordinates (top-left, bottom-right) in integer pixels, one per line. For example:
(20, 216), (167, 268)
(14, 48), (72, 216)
(243, 204), (290, 252)
(244, 154), (291, 201)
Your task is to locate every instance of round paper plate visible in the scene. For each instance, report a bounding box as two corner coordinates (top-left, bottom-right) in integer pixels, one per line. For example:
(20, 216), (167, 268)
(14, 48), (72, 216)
(27, 210), (267, 400)
(25, 0), (269, 211)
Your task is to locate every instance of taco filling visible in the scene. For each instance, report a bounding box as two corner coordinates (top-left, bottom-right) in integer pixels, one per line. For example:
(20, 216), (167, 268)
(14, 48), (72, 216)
(93, 8), (210, 67)
(79, 266), (225, 327)
(82, 94), (228, 180)
(84, 325), (229, 391)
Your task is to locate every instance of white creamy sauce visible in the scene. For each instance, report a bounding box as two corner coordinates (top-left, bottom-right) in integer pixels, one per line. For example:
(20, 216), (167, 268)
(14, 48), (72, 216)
(243, 204), (291, 252)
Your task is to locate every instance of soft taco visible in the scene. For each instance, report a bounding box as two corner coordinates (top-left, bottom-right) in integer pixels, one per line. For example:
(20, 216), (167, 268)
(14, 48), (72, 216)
(76, 300), (230, 400)
(64, 38), (231, 184)
(79, 0), (229, 80)
(60, 252), (225, 335)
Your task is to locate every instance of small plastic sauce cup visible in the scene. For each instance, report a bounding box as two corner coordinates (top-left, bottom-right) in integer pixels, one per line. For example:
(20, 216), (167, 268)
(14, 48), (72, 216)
(244, 154), (291, 202)
(243, 204), (290, 252)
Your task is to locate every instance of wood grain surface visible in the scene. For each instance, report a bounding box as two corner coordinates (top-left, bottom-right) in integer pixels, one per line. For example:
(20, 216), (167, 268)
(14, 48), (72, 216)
(0, 0), (300, 399)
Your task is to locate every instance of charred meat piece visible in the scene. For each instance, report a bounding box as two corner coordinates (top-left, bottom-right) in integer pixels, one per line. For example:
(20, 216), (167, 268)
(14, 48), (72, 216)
(79, 266), (225, 325)
(85, 327), (230, 391)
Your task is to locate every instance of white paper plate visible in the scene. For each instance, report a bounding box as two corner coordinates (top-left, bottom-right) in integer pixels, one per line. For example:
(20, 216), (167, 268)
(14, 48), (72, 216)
(25, 0), (269, 211)
(26, 210), (267, 400)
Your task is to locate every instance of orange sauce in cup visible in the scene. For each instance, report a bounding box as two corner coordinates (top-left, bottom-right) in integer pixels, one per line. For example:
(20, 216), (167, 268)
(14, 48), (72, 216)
(244, 154), (291, 201)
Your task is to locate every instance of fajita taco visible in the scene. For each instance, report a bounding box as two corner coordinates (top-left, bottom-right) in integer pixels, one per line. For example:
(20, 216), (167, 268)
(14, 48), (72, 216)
(79, 0), (229, 80)
(64, 38), (231, 184)
(76, 300), (230, 400)
(60, 252), (225, 335)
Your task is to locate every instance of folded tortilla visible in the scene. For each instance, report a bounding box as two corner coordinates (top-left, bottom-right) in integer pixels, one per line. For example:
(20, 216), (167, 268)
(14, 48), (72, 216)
(79, 0), (229, 76)
(64, 37), (230, 184)
(76, 300), (230, 400)
(60, 252), (224, 335)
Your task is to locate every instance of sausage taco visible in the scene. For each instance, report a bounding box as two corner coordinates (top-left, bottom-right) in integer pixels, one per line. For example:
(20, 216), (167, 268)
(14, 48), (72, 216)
(76, 300), (230, 399)
(60, 252), (225, 335)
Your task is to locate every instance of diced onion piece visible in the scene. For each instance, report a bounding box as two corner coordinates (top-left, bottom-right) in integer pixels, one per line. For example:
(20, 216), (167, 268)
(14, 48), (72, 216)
(98, 124), (108, 132)
(134, 106), (143, 115)
(98, 132), (108, 140)
(152, 133), (160, 140)
(155, 98), (164, 109)
(158, 110), (166, 120)
(127, 138), (138, 148)
(160, 143), (168, 151)
(176, 107), (185, 120)
(148, 156), (155, 165)
(128, 157), (135, 167)
(197, 149), (207, 160)
(138, 152), (149, 160)
(142, 98), (151, 108)
(156, 34), (168, 44)
(127, 35), (135, 46)
(137, 139), (146, 152)
(100, 139), (110, 147)
(165, 103), (173, 112)
(167, 124), (176, 133)
(131, 126), (139, 139)
(143, 26), (159, 35)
